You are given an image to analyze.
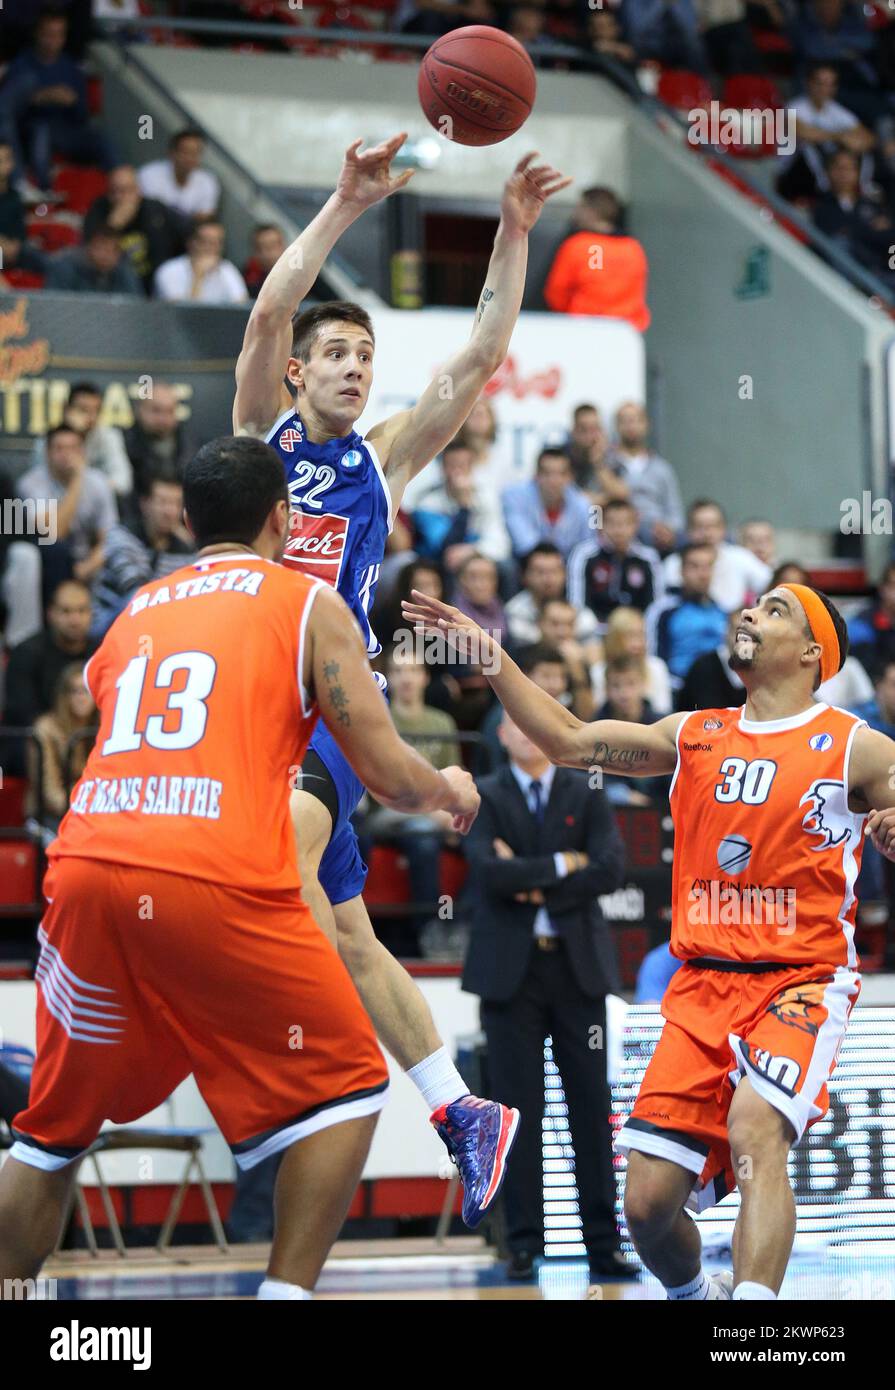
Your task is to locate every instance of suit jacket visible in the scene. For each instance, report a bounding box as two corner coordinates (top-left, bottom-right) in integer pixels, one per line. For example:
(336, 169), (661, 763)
(462, 764), (626, 1003)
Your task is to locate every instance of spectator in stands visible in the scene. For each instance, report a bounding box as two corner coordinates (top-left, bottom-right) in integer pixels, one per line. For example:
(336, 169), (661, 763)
(590, 605), (673, 714)
(243, 223), (286, 299)
(45, 222), (142, 295)
(502, 447), (592, 560)
(564, 402), (630, 503)
(738, 518), (777, 570)
(462, 710), (627, 1283)
(582, 9), (638, 72)
(396, 0), (496, 36)
(0, 9), (118, 195)
(153, 217), (247, 304)
(360, 645), (461, 940)
(544, 186), (651, 333)
(0, 138), (46, 275)
(695, 0), (765, 75)
(813, 149), (895, 284)
(507, 4), (547, 46)
(32, 382), (132, 499)
(3, 578), (96, 731)
(770, 559), (809, 588)
(597, 654), (668, 804)
(663, 498), (771, 611)
(854, 657), (895, 736)
(123, 383), (192, 499)
(138, 127), (220, 219)
(792, 0), (887, 127)
(776, 63), (876, 203)
(676, 609), (746, 712)
(537, 598), (597, 718)
(16, 423), (117, 599)
(91, 470), (195, 639)
(410, 437), (510, 569)
(84, 163), (188, 293)
(846, 564), (895, 679)
(0, 469), (43, 655)
(647, 542), (728, 685)
(605, 402), (683, 554)
(477, 640), (573, 771)
(458, 394), (517, 495)
(620, 0), (709, 72)
(504, 541), (601, 652)
(452, 551), (507, 644)
(567, 497), (664, 633)
(26, 659), (95, 834)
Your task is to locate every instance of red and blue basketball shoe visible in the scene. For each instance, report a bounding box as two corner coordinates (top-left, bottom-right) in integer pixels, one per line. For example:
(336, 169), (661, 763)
(431, 1096), (520, 1229)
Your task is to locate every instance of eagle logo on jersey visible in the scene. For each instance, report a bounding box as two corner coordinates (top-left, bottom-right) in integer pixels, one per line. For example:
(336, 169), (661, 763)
(799, 779), (851, 851)
(767, 983), (827, 1037)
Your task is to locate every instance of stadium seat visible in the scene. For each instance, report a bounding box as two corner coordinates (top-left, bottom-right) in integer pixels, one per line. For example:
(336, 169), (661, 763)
(28, 217), (80, 253)
(2, 268), (44, 290)
(0, 839), (40, 910)
(52, 165), (107, 215)
(722, 75), (783, 111)
(364, 845), (410, 906)
(0, 776), (27, 828)
(86, 75), (103, 116)
(657, 68), (713, 114)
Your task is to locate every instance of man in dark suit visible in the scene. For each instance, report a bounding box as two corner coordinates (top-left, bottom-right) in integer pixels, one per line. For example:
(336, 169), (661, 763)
(463, 713), (630, 1281)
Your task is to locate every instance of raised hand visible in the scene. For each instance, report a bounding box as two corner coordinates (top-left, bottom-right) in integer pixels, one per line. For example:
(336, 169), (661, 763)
(401, 588), (501, 670)
(335, 133), (415, 211)
(500, 152), (573, 236)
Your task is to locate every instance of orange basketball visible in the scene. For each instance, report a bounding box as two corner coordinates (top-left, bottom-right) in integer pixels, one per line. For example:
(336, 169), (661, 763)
(418, 25), (537, 148)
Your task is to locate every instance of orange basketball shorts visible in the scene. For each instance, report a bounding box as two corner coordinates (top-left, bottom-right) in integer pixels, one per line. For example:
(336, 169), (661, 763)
(615, 957), (861, 1210)
(11, 856), (389, 1171)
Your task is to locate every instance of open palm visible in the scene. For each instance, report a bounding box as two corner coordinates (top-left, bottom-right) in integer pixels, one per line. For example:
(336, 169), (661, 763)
(500, 152), (572, 235)
(336, 133), (415, 210)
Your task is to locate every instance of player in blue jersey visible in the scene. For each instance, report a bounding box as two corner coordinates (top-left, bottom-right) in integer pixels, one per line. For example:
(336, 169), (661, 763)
(233, 132), (570, 1228)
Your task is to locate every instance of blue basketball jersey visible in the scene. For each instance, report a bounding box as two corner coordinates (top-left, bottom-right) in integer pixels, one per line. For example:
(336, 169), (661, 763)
(265, 407), (392, 666)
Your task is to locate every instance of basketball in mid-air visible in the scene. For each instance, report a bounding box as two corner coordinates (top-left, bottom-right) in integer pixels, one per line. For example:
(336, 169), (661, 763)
(418, 25), (536, 147)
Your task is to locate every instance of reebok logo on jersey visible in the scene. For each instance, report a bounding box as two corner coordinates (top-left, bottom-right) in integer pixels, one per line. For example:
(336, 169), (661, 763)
(683, 741), (714, 752)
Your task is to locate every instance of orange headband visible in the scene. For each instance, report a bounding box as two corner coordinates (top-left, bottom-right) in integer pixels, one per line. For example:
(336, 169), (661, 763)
(778, 583), (839, 686)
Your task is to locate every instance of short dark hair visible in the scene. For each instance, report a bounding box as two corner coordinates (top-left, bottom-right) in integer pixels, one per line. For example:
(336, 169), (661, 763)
(770, 561), (809, 588)
(521, 541), (563, 571)
(603, 497), (636, 517)
(679, 541), (715, 564)
(170, 127), (205, 150)
(442, 436), (471, 461)
(687, 497), (726, 524)
(182, 436), (286, 548)
(291, 301), (375, 361)
(85, 222), (119, 243)
(536, 447), (571, 472)
(807, 61), (837, 82)
(45, 423), (84, 448)
(573, 402), (599, 421)
(580, 185), (623, 229)
(606, 654), (645, 679)
(138, 465), (183, 501)
(519, 642), (565, 675)
(253, 223), (283, 239)
(68, 381), (102, 404)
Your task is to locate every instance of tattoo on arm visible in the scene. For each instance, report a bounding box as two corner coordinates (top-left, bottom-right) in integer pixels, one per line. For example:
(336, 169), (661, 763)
(586, 740), (651, 770)
(323, 659), (350, 727)
(476, 287), (494, 323)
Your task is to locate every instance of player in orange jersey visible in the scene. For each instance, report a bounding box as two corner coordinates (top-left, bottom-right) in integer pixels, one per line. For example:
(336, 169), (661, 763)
(0, 436), (479, 1301)
(402, 581), (895, 1300)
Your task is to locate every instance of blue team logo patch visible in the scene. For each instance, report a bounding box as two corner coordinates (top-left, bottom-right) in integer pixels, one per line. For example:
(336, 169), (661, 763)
(340, 449), (363, 469)
(808, 733), (833, 752)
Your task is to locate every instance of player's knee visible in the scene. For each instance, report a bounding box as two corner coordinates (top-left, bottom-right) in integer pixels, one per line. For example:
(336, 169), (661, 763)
(623, 1156), (685, 1240)
(728, 1087), (793, 1180)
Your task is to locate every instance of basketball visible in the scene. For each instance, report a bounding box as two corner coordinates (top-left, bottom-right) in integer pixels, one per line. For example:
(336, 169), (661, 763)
(417, 25), (536, 147)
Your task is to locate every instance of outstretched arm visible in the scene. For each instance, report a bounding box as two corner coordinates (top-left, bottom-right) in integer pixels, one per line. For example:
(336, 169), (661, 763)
(367, 153), (572, 506)
(233, 134), (414, 437)
(401, 589), (683, 775)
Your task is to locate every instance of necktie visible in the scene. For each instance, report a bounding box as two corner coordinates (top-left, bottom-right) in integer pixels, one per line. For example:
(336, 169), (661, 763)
(530, 778), (544, 825)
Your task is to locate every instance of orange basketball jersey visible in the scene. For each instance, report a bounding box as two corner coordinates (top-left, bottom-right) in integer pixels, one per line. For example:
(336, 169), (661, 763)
(669, 703), (867, 970)
(51, 553), (324, 891)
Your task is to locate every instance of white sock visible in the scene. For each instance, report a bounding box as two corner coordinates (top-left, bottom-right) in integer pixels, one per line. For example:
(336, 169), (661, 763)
(407, 1047), (469, 1112)
(733, 1281), (776, 1300)
(666, 1270), (711, 1300)
(257, 1278), (312, 1301)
